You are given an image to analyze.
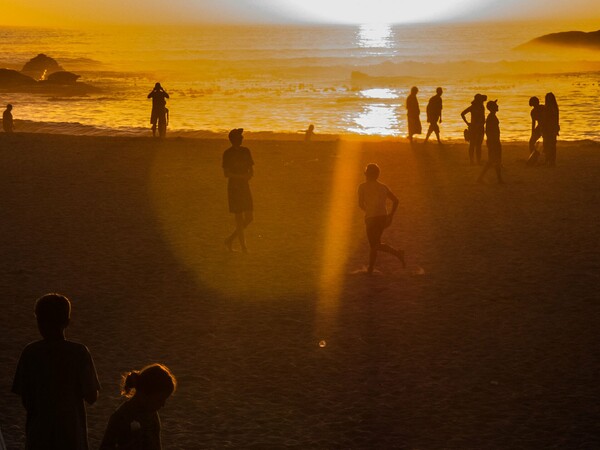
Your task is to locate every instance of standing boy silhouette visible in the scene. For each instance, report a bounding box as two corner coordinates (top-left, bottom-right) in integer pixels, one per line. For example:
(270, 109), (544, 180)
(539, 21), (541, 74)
(424, 87), (443, 144)
(12, 293), (100, 450)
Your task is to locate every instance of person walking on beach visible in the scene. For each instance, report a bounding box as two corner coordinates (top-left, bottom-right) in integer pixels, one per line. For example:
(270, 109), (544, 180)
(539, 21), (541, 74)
(3, 104), (14, 133)
(223, 128), (254, 253)
(542, 92), (560, 167)
(12, 293), (101, 450)
(424, 87), (443, 144)
(358, 163), (406, 274)
(147, 82), (169, 138)
(406, 86), (421, 143)
(100, 364), (176, 450)
(300, 124), (315, 141)
(477, 100), (503, 184)
(461, 94), (487, 165)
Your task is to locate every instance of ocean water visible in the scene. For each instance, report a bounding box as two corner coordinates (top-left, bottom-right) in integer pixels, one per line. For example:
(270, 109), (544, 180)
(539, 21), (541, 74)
(1, 22), (599, 140)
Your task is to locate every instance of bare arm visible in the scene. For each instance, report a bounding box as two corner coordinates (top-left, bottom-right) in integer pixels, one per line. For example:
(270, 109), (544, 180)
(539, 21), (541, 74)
(387, 190), (399, 216)
(358, 186), (366, 211)
(461, 107), (470, 126)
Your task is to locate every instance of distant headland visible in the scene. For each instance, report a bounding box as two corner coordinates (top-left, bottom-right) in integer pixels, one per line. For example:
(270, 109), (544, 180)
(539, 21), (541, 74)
(0, 54), (99, 94)
(516, 30), (600, 50)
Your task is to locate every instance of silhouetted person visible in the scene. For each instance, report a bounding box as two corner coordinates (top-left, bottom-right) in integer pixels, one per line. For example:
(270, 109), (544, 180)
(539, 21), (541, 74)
(299, 124), (315, 141)
(542, 92), (560, 167)
(358, 163), (406, 274)
(424, 87), (443, 144)
(477, 100), (503, 184)
(223, 128), (254, 253)
(100, 364), (176, 450)
(147, 82), (169, 138)
(406, 86), (421, 143)
(528, 96), (544, 155)
(12, 293), (100, 450)
(461, 94), (487, 164)
(3, 104), (14, 133)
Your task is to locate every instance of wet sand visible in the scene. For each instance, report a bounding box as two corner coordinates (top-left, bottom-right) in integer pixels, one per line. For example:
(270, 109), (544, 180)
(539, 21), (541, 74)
(0, 132), (599, 448)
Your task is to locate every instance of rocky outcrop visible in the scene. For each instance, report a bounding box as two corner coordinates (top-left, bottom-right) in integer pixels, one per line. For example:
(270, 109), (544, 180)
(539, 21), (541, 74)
(0, 69), (36, 86)
(517, 30), (600, 50)
(45, 71), (81, 84)
(21, 53), (64, 80)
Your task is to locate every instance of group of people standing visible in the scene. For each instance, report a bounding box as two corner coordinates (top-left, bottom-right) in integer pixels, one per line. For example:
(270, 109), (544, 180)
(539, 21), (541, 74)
(528, 92), (560, 167)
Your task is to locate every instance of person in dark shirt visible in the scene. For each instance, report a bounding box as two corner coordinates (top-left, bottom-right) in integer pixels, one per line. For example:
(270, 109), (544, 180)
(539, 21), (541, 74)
(3, 104), (14, 133)
(222, 128), (254, 253)
(147, 83), (169, 138)
(424, 87), (443, 144)
(12, 293), (100, 450)
(461, 94), (487, 165)
(477, 100), (503, 184)
(406, 86), (421, 144)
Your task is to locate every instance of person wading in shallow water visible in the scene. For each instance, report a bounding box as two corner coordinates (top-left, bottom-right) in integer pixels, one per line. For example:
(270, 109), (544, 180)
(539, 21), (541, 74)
(147, 83), (169, 138)
(223, 128), (254, 253)
(358, 163), (406, 274)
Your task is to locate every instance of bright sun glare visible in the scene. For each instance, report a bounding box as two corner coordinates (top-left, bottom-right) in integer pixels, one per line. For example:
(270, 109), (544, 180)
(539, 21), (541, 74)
(272, 0), (482, 23)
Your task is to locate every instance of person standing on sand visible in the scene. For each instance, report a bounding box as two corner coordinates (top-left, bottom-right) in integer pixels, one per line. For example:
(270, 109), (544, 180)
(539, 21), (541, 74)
(147, 82), (169, 138)
(461, 94), (487, 165)
(12, 293), (101, 450)
(223, 128), (254, 253)
(528, 96), (544, 155)
(406, 86), (421, 144)
(424, 87), (443, 144)
(358, 163), (406, 274)
(542, 92), (560, 167)
(477, 100), (504, 184)
(3, 104), (14, 133)
(100, 364), (176, 450)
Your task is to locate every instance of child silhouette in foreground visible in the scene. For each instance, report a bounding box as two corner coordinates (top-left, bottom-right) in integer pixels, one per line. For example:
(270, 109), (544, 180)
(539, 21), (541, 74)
(100, 364), (177, 450)
(12, 293), (100, 450)
(477, 100), (504, 184)
(223, 128), (254, 253)
(358, 163), (406, 274)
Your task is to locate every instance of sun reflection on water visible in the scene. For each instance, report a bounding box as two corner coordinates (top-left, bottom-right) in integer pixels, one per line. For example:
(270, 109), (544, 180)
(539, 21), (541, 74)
(348, 88), (400, 136)
(357, 23), (394, 48)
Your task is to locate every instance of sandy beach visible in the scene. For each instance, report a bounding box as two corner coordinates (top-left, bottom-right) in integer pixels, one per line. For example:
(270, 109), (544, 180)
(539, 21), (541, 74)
(0, 132), (598, 449)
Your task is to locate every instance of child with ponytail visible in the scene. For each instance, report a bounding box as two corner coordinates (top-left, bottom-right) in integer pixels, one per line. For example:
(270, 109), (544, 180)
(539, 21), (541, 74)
(100, 364), (176, 450)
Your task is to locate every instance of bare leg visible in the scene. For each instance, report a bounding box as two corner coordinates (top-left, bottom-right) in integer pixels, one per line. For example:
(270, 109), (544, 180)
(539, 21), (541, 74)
(368, 244), (405, 273)
(226, 211), (253, 252)
(151, 124), (157, 137)
(477, 162), (492, 183)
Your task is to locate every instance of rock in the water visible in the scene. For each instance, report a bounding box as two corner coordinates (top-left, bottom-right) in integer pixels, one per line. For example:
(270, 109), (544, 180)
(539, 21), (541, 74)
(21, 53), (64, 80)
(0, 69), (36, 86)
(45, 71), (81, 84)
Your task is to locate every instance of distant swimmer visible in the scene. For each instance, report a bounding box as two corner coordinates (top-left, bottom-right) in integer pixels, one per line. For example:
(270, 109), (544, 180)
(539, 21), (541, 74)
(461, 94), (487, 165)
(299, 124), (315, 141)
(542, 92), (560, 167)
(406, 86), (421, 144)
(147, 82), (169, 138)
(223, 128), (254, 253)
(358, 163), (406, 274)
(477, 100), (504, 184)
(424, 87), (443, 144)
(3, 104), (14, 133)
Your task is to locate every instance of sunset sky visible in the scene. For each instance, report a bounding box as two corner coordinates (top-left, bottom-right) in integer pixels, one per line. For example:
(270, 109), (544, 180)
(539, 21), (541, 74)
(3, 0), (600, 27)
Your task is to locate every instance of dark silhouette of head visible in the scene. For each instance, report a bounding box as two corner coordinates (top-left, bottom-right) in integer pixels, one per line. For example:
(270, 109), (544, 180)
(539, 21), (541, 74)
(364, 163), (380, 181)
(545, 92), (558, 109)
(228, 128), (244, 146)
(473, 94), (487, 104)
(411, 86), (418, 95)
(121, 364), (177, 410)
(6, 104), (12, 111)
(486, 100), (499, 112)
(529, 96), (540, 107)
(154, 82), (162, 91)
(436, 87), (443, 96)
(308, 124), (314, 131)
(35, 293), (71, 338)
